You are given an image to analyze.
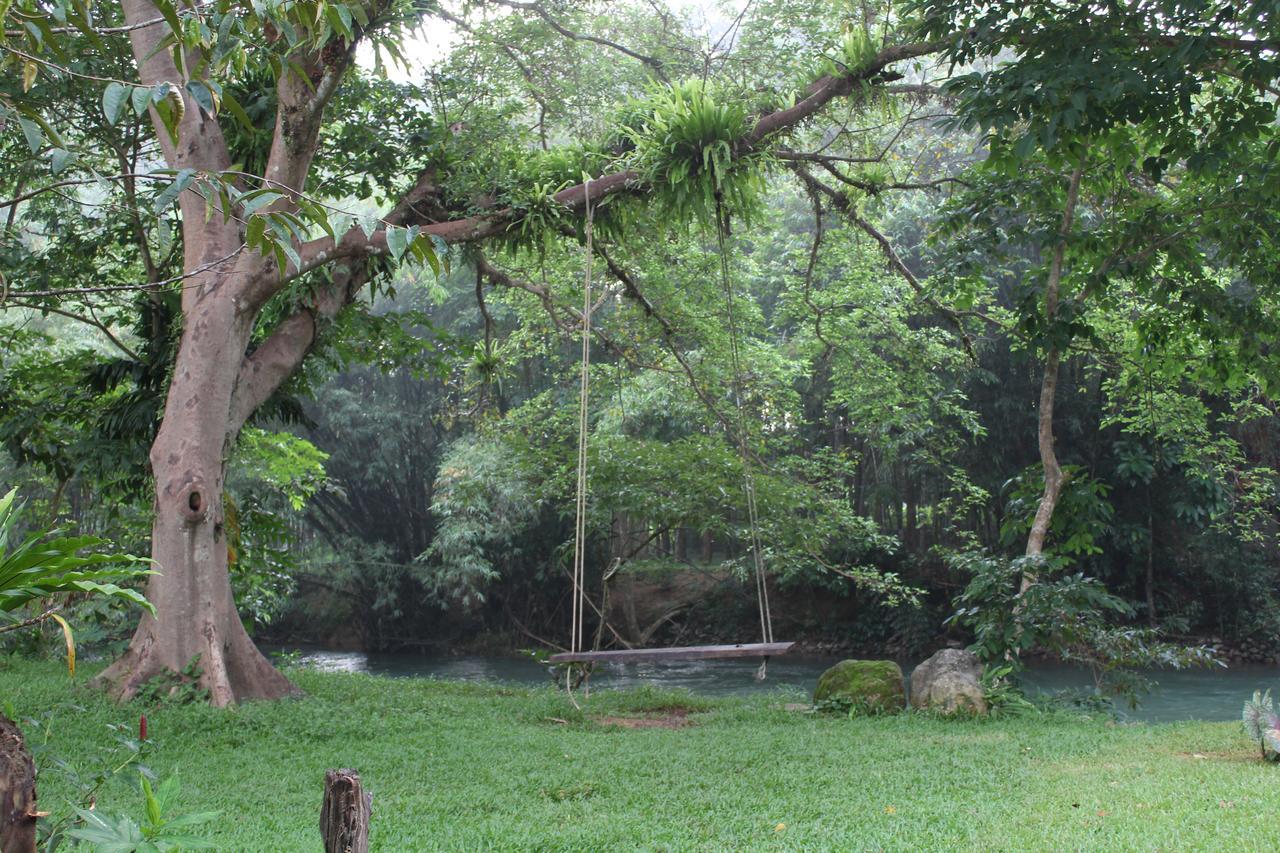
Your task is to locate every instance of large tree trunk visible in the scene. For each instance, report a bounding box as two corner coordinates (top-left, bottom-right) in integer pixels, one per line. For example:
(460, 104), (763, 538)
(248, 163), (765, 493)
(95, 278), (299, 705)
(89, 0), (354, 705)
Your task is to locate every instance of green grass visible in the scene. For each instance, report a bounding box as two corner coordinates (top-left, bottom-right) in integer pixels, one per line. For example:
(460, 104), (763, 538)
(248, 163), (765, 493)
(1, 657), (1275, 851)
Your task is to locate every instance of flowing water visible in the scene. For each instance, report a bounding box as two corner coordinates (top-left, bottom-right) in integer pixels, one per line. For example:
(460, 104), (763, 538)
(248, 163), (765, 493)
(274, 647), (1280, 723)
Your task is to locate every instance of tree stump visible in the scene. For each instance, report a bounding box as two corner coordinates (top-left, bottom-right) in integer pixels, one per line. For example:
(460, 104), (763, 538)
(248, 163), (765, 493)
(320, 769), (370, 853)
(0, 713), (37, 853)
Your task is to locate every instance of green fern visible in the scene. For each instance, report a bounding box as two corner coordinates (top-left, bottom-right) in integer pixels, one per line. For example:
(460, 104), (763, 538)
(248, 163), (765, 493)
(627, 79), (766, 224)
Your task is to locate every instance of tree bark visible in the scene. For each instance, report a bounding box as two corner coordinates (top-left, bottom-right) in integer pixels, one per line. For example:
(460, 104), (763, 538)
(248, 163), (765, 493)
(1022, 157), (1087, 590)
(0, 713), (37, 853)
(91, 0), (357, 705)
(96, 271), (300, 705)
(320, 769), (371, 853)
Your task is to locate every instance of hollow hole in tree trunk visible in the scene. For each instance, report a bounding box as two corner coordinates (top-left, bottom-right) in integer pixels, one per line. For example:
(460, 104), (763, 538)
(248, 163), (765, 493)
(188, 491), (202, 513)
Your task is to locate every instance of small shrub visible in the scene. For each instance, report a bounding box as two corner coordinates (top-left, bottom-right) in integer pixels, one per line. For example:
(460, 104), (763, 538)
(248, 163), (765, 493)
(948, 550), (1218, 709)
(135, 656), (210, 706)
(28, 711), (155, 850)
(68, 773), (218, 850)
(1243, 690), (1280, 761)
(980, 664), (1036, 717)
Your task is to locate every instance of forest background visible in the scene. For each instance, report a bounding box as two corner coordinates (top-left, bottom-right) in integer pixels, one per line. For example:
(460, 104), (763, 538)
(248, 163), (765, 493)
(2, 0), (1279, 685)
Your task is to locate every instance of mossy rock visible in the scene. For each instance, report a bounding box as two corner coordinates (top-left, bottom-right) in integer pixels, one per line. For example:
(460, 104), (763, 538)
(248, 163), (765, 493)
(813, 659), (905, 714)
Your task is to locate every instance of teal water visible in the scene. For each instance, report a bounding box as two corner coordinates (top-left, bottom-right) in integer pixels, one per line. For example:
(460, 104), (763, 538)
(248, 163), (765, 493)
(277, 648), (1279, 723)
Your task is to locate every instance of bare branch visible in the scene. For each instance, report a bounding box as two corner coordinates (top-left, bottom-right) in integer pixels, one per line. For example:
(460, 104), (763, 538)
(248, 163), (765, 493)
(0, 172), (173, 211)
(5, 245), (246, 299)
(487, 0), (669, 81)
(1, 300), (142, 361)
(791, 164), (977, 360)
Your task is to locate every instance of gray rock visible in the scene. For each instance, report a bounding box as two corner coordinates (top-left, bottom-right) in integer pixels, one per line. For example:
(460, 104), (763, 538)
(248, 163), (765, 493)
(910, 648), (987, 715)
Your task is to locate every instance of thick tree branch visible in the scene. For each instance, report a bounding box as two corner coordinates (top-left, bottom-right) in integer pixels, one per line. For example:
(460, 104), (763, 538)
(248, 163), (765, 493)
(230, 263), (367, 430)
(294, 41), (944, 274)
(233, 40), (947, 448)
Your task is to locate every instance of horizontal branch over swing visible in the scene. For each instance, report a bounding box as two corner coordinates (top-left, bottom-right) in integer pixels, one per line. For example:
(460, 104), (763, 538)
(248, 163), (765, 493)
(549, 642), (794, 664)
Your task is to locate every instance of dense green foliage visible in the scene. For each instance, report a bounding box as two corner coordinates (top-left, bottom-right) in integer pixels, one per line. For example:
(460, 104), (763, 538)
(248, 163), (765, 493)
(2, 0), (1280, 669)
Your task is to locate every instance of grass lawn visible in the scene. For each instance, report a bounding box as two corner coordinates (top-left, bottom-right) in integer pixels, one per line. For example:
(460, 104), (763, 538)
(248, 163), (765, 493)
(1, 657), (1275, 851)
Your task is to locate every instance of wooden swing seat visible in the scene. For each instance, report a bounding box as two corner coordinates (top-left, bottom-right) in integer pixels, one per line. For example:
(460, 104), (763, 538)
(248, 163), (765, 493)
(549, 641), (793, 664)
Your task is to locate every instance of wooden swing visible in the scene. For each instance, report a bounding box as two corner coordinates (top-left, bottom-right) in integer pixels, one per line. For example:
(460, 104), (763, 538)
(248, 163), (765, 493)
(548, 182), (793, 670)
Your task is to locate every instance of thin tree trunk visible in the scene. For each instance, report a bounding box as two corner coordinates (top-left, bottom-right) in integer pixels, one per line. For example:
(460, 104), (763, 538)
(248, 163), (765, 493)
(1146, 487), (1156, 624)
(1021, 157), (1087, 591)
(904, 475), (919, 553)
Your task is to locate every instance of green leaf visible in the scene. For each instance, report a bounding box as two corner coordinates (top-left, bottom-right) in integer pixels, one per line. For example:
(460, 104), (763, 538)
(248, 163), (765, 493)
(239, 189), (283, 217)
(49, 148), (74, 175)
(151, 0), (183, 41)
(142, 775), (162, 827)
(185, 80), (219, 118)
(18, 118), (43, 154)
(386, 225), (408, 261)
(245, 214), (266, 248)
(153, 168), (196, 213)
(103, 82), (129, 125)
(153, 83), (184, 145)
(220, 91), (254, 132)
(131, 84), (153, 117)
(411, 233), (440, 276)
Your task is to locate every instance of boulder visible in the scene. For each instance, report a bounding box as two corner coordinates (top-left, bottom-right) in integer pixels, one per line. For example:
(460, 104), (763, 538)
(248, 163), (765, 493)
(910, 648), (987, 715)
(813, 660), (905, 713)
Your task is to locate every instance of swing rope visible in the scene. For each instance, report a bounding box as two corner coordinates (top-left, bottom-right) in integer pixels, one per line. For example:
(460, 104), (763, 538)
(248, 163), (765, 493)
(566, 183), (775, 675)
(571, 180), (595, 655)
(715, 203), (774, 678)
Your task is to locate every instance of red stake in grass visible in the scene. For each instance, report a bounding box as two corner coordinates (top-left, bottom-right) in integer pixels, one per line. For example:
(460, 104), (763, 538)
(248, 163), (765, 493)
(139, 714), (147, 742)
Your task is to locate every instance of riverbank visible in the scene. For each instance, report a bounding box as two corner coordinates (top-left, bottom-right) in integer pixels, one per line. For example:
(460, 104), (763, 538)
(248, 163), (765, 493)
(279, 646), (1280, 723)
(2, 659), (1276, 850)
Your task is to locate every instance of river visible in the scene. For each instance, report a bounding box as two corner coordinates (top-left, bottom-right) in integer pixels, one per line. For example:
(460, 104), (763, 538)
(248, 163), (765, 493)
(275, 648), (1280, 723)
